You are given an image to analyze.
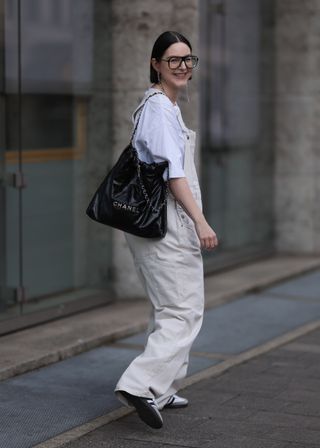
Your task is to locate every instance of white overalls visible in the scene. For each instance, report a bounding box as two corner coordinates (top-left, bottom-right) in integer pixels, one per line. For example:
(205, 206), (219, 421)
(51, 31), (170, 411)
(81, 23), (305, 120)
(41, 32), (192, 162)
(115, 101), (204, 410)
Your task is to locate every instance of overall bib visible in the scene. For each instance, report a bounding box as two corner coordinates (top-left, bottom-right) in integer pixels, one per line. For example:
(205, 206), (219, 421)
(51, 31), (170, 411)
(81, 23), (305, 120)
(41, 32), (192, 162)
(115, 105), (204, 409)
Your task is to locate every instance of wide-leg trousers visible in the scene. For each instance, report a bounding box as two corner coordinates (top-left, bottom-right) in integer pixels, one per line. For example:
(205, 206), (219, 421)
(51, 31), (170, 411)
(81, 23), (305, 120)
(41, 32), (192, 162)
(114, 188), (204, 408)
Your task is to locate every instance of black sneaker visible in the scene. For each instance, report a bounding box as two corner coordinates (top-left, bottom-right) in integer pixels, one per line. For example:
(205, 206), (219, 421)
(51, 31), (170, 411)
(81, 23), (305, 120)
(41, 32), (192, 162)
(120, 391), (163, 429)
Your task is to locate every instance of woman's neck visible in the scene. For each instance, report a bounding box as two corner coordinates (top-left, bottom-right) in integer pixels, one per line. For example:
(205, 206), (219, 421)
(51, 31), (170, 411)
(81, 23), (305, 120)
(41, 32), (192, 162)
(153, 82), (177, 105)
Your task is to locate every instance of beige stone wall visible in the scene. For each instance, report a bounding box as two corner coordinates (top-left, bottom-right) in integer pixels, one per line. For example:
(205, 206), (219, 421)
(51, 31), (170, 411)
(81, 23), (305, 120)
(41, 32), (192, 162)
(111, 0), (200, 298)
(86, 1), (114, 288)
(274, 0), (320, 254)
(110, 0), (320, 300)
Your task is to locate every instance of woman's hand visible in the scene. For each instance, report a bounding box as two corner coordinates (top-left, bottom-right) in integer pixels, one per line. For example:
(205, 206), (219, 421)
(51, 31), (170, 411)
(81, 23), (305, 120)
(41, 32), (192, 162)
(168, 178), (219, 250)
(195, 218), (218, 250)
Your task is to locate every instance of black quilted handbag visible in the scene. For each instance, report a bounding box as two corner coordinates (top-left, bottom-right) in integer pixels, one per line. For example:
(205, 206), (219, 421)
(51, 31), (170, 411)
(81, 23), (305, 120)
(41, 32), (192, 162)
(86, 92), (168, 238)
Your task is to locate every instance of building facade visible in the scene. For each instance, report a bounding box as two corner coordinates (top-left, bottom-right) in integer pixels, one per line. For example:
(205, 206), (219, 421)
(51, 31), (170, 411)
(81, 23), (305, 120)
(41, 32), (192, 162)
(0, 0), (319, 334)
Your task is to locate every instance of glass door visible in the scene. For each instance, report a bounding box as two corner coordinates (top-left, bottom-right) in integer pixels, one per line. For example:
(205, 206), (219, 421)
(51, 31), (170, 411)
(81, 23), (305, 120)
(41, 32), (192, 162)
(1, 0), (114, 334)
(200, 0), (275, 270)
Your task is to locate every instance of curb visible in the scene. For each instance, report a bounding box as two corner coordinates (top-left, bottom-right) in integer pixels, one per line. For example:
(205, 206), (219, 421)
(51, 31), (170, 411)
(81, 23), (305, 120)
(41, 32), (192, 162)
(0, 322), (148, 381)
(1, 256), (320, 381)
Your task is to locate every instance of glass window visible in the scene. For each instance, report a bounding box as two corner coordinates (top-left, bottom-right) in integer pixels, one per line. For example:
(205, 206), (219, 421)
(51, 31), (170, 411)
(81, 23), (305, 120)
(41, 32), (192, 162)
(0, 0), (114, 333)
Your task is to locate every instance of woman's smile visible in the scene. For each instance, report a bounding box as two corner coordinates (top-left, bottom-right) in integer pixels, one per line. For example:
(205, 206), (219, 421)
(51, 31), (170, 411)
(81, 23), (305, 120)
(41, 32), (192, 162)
(173, 72), (188, 78)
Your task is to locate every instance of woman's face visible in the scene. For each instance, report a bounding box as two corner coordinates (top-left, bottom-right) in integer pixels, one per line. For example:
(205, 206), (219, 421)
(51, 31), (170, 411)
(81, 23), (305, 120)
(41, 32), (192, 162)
(153, 42), (193, 91)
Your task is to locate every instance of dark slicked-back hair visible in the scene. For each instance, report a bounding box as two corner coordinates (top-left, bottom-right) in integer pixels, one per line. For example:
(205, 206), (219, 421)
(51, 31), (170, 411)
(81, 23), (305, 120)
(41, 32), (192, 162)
(150, 31), (192, 83)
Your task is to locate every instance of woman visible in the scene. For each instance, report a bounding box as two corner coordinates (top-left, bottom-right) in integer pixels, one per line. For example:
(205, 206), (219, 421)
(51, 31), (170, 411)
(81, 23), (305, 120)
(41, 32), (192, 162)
(115, 31), (218, 429)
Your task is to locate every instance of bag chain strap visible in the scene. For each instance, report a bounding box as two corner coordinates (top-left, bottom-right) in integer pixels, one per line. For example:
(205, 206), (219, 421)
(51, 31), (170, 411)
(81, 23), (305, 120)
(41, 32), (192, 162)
(130, 91), (169, 213)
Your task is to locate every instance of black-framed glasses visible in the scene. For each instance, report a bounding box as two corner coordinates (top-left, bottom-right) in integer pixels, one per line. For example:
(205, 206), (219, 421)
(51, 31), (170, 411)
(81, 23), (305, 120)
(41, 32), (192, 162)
(161, 55), (199, 69)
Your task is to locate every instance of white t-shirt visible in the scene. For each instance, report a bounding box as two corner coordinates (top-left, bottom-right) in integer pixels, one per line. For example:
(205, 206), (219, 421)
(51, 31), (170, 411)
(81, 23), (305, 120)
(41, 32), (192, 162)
(132, 87), (188, 179)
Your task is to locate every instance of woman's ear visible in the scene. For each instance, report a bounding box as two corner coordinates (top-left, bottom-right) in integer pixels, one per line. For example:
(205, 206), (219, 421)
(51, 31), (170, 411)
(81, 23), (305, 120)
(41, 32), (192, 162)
(151, 58), (159, 72)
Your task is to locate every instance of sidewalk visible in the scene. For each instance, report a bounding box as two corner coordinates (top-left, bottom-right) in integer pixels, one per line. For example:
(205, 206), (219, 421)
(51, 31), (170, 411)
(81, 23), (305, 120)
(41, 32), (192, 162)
(0, 256), (320, 448)
(1, 255), (320, 381)
(58, 326), (320, 448)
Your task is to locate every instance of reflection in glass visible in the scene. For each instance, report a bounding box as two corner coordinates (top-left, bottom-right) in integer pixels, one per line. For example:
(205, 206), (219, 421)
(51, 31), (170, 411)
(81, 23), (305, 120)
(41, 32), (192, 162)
(1, 0), (113, 330)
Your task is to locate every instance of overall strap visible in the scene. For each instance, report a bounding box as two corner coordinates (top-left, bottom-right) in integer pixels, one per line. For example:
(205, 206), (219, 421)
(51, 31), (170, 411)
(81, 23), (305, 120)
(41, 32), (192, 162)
(130, 91), (164, 144)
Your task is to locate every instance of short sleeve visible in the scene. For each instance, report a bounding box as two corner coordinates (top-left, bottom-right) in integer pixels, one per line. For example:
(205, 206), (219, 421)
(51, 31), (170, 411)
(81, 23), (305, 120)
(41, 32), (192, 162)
(133, 93), (186, 179)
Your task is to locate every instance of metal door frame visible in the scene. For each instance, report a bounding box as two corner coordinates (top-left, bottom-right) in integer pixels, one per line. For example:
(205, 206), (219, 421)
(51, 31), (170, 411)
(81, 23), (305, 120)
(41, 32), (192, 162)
(0, 0), (7, 312)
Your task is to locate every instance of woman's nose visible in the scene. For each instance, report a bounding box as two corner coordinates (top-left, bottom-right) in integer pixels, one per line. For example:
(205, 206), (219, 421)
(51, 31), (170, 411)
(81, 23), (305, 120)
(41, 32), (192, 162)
(181, 60), (188, 69)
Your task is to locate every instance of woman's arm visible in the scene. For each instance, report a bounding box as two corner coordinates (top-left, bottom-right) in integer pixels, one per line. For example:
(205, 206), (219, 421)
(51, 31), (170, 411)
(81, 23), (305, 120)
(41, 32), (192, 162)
(169, 178), (218, 250)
